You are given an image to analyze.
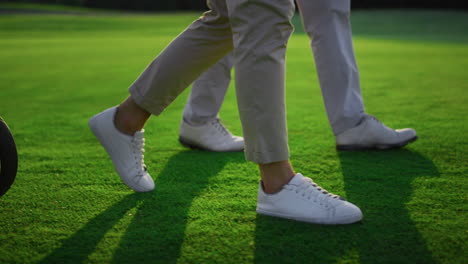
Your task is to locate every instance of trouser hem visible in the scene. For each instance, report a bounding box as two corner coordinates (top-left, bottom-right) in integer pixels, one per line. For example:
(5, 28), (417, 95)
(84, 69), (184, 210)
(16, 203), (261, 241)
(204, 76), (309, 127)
(129, 84), (170, 116)
(245, 150), (290, 164)
(332, 113), (365, 135)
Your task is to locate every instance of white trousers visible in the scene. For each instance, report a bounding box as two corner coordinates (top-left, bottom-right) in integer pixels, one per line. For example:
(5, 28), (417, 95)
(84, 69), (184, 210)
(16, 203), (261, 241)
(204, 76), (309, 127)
(183, 0), (365, 136)
(130, 0), (295, 163)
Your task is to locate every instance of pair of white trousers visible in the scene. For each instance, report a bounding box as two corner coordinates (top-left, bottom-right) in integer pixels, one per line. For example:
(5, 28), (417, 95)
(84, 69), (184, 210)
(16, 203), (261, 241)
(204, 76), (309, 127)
(129, 0), (295, 164)
(183, 0), (365, 136)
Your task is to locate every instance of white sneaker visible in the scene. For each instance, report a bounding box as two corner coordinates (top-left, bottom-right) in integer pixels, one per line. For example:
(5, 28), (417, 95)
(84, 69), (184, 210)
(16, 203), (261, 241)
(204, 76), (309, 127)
(179, 119), (244, 152)
(89, 107), (155, 192)
(336, 115), (417, 150)
(256, 173), (362, 225)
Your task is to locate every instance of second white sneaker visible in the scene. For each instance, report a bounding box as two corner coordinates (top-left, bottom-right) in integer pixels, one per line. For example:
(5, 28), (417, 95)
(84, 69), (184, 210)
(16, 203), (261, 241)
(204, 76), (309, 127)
(336, 115), (417, 150)
(89, 107), (155, 192)
(179, 119), (244, 152)
(256, 173), (362, 225)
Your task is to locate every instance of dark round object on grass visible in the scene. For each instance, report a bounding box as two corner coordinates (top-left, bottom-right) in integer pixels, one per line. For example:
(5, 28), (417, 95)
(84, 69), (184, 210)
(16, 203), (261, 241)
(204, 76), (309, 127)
(0, 117), (18, 198)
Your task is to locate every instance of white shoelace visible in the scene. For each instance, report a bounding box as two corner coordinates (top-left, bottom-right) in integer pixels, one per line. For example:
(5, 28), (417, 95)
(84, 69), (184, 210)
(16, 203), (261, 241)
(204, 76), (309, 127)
(367, 114), (397, 136)
(367, 114), (381, 123)
(211, 119), (230, 136)
(132, 133), (147, 175)
(292, 178), (343, 207)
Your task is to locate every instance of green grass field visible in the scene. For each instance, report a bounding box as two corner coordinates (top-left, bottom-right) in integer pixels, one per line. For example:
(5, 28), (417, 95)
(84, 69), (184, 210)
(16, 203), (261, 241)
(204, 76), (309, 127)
(0, 4), (467, 264)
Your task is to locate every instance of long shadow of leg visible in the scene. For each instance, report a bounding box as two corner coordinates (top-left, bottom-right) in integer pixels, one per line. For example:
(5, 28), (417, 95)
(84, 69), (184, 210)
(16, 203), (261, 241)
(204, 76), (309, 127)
(111, 150), (244, 263)
(254, 149), (439, 264)
(38, 193), (144, 264)
(254, 215), (362, 263)
(339, 149), (439, 263)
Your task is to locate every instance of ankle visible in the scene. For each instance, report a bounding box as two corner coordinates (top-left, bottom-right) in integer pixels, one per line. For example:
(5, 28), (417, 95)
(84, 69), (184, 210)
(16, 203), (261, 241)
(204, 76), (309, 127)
(114, 97), (150, 135)
(259, 160), (295, 194)
(114, 109), (140, 135)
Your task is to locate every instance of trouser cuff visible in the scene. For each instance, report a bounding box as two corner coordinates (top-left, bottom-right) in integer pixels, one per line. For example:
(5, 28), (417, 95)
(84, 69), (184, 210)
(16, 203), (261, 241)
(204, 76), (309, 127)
(245, 150), (290, 164)
(332, 113), (365, 135)
(129, 84), (173, 116)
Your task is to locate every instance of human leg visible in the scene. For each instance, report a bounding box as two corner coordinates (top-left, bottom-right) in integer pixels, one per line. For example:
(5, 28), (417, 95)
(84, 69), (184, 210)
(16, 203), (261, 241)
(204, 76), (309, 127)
(89, 0), (234, 192)
(297, 0), (364, 135)
(297, 0), (416, 149)
(228, 0), (293, 164)
(227, 0), (361, 224)
(183, 53), (234, 126)
(128, 2), (233, 115)
(179, 52), (244, 152)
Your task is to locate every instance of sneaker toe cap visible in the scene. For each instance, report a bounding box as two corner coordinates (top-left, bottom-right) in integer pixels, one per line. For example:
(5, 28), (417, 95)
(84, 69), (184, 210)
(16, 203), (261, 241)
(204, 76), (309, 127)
(333, 202), (363, 224)
(227, 137), (245, 151)
(130, 173), (155, 192)
(211, 137), (245, 152)
(396, 128), (417, 140)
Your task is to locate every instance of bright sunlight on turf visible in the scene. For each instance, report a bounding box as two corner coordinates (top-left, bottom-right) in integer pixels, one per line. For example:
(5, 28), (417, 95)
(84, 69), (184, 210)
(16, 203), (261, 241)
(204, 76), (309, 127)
(0, 5), (467, 264)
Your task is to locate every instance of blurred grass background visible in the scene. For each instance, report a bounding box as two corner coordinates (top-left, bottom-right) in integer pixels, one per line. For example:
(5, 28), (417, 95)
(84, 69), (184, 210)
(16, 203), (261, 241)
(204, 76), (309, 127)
(0, 4), (467, 264)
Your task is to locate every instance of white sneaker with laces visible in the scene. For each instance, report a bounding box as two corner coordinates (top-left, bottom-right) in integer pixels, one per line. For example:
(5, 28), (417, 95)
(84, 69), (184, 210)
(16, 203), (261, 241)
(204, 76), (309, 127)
(256, 173), (362, 225)
(179, 119), (244, 152)
(89, 106), (155, 192)
(336, 115), (417, 150)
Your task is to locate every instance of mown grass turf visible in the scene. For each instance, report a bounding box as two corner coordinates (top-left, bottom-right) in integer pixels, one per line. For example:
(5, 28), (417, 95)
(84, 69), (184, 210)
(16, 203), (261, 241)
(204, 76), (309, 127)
(0, 6), (467, 264)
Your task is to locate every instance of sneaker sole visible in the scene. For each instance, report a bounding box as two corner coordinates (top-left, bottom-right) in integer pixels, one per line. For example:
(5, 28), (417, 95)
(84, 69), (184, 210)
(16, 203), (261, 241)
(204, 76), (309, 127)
(178, 136), (243, 152)
(336, 136), (418, 151)
(256, 208), (362, 225)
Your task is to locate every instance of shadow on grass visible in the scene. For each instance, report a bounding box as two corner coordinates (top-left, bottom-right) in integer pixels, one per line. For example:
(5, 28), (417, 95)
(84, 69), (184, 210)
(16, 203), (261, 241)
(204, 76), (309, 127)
(39, 148), (439, 263)
(39, 150), (244, 264)
(254, 149), (439, 264)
